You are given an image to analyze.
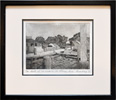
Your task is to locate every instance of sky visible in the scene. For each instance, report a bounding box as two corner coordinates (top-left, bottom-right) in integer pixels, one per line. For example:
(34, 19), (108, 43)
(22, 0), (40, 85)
(25, 22), (90, 40)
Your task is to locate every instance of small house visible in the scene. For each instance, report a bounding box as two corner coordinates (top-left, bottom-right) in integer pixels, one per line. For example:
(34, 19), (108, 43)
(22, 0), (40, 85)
(26, 38), (35, 54)
(34, 46), (44, 55)
(34, 40), (42, 47)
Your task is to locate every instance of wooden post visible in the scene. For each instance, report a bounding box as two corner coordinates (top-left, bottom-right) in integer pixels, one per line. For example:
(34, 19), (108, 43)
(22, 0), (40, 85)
(44, 56), (52, 69)
(80, 24), (88, 62)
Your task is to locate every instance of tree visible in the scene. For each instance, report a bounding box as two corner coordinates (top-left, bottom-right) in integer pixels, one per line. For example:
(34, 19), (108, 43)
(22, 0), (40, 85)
(46, 37), (55, 44)
(35, 36), (45, 44)
(54, 35), (67, 48)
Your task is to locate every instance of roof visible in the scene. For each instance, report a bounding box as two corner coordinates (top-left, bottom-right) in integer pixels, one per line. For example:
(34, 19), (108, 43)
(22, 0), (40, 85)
(26, 39), (35, 43)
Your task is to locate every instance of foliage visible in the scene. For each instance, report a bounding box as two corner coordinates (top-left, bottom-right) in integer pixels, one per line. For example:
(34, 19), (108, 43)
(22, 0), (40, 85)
(35, 36), (45, 43)
(46, 35), (68, 48)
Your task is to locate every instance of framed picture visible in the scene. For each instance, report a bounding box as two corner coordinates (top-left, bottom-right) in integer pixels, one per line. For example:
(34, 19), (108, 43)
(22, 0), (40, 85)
(1, 0), (115, 100)
(23, 19), (93, 76)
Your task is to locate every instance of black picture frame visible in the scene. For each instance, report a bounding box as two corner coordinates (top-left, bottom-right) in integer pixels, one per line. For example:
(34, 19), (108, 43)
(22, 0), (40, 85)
(1, 0), (115, 100)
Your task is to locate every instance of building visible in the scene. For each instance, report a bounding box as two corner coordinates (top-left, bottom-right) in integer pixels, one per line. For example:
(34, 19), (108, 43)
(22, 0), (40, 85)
(26, 38), (35, 54)
(26, 36), (44, 54)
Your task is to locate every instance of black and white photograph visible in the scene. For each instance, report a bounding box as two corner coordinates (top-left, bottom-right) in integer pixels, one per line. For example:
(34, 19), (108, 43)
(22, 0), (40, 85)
(23, 20), (93, 75)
